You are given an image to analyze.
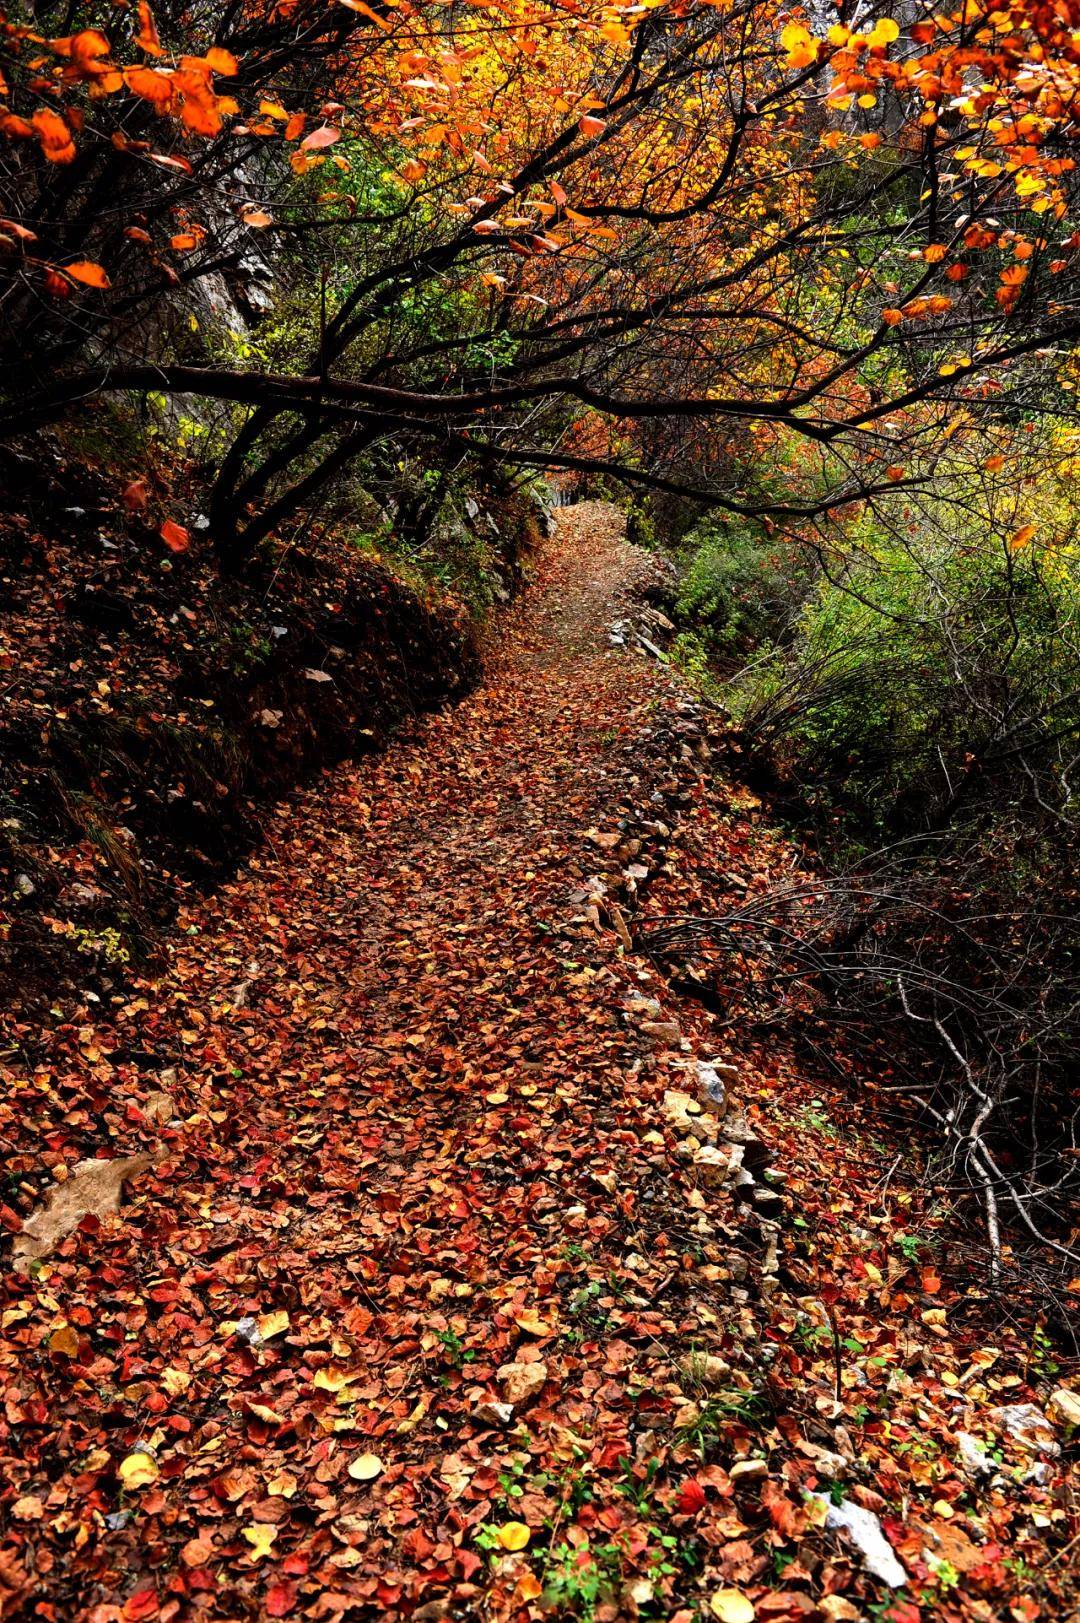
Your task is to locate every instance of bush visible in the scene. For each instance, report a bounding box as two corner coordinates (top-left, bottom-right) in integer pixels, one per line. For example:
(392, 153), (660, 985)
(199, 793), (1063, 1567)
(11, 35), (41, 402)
(673, 516), (815, 663)
(671, 497), (1080, 1275)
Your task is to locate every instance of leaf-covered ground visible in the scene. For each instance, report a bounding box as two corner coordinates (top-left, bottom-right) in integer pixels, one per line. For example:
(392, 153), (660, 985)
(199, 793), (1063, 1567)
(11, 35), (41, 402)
(1, 505), (1076, 1623)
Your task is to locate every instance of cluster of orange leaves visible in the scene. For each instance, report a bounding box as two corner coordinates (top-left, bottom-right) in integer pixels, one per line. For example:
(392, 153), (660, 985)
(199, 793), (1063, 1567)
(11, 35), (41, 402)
(796, 0), (1080, 218)
(0, 2), (239, 162)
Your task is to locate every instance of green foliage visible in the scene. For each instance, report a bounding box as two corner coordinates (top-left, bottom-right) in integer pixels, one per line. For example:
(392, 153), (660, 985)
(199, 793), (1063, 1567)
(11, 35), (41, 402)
(674, 516), (813, 662)
(732, 519), (1080, 837)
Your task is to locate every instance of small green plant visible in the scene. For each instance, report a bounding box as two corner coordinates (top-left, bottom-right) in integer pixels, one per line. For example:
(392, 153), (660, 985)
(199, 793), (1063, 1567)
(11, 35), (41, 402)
(616, 1454), (662, 1514)
(1027, 1324), (1060, 1380)
(896, 1233), (925, 1263)
(71, 924), (130, 964)
(796, 1100), (838, 1137)
(434, 1327), (475, 1369)
(542, 1542), (623, 1620)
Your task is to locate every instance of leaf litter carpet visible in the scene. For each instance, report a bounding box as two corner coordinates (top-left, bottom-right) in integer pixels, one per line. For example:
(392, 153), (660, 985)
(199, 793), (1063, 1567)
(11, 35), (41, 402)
(1, 505), (1076, 1623)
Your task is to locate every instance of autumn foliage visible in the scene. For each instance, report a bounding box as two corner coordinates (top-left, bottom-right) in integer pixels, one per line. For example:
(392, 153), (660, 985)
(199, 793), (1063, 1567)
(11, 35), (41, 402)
(1, 0), (1078, 552)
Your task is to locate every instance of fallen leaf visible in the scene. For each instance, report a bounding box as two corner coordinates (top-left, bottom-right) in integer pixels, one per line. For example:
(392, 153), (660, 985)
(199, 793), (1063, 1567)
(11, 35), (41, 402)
(711, 1591), (755, 1622)
(347, 1452), (384, 1482)
(119, 1451), (160, 1490)
(495, 1521), (531, 1551)
(242, 1524), (278, 1560)
(160, 519), (190, 553)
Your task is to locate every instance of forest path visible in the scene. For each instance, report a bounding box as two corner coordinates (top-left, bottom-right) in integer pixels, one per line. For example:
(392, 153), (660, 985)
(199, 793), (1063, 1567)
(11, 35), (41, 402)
(5, 504), (1072, 1622)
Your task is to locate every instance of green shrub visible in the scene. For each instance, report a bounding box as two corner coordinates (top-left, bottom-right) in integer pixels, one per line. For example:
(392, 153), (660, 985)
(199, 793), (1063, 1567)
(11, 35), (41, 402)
(675, 517), (814, 661)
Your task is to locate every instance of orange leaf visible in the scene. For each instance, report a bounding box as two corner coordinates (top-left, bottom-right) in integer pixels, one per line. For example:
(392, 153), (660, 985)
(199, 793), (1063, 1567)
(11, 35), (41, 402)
(137, 1), (162, 56)
(1009, 524), (1036, 550)
(69, 30), (112, 71)
(302, 125), (340, 150)
(122, 479), (151, 512)
(205, 47), (239, 76)
(578, 115), (606, 138)
(160, 520), (191, 553)
(125, 65), (174, 106)
(339, 0), (393, 24)
(65, 259), (111, 289)
(32, 109), (76, 163)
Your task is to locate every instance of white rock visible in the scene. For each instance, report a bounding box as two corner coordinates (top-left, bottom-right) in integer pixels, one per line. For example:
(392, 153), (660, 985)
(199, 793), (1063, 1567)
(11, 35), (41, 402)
(679, 1352), (731, 1390)
(696, 1062), (728, 1116)
(1047, 1388), (1080, 1429)
(497, 1361), (548, 1405)
(473, 1400), (514, 1428)
(956, 1431), (994, 1478)
(729, 1459), (768, 1483)
(693, 1145), (732, 1187)
(988, 1403), (1060, 1457)
(814, 1494), (908, 1588)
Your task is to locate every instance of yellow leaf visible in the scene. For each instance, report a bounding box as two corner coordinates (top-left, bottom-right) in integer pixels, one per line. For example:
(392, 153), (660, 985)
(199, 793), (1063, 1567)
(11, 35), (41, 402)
(161, 1367), (191, 1397)
(257, 1310), (290, 1341)
(513, 1308), (553, 1337)
(348, 1452), (384, 1481)
(49, 1325), (79, 1357)
(314, 1365), (360, 1393)
(242, 1524), (277, 1560)
(495, 1521), (531, 1551)
(868, 16), (900, 45)
(119, 1451), (159, 1490)
(711, 1592), (756, 1623)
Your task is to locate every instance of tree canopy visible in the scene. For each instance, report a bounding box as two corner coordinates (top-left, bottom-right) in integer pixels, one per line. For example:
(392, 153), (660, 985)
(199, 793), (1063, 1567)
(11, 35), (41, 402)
(2, 0), (1078, 555)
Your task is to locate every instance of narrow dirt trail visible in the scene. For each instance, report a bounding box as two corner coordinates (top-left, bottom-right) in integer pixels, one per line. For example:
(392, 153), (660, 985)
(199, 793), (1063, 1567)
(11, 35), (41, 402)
(3, 506), (1074, 1623)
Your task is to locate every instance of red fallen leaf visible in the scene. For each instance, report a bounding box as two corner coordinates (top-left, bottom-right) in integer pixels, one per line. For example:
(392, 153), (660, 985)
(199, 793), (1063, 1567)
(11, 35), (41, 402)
(122, 1588), (159, 1621)
(265, 1583), (296, 1617)
(0, 1203), (23, 1233)
(458, 1549), (482, 1580)
(159, 519), (190, 553)
(675, 1478), (707, 1515)
(762, 1477), (808, 1539)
